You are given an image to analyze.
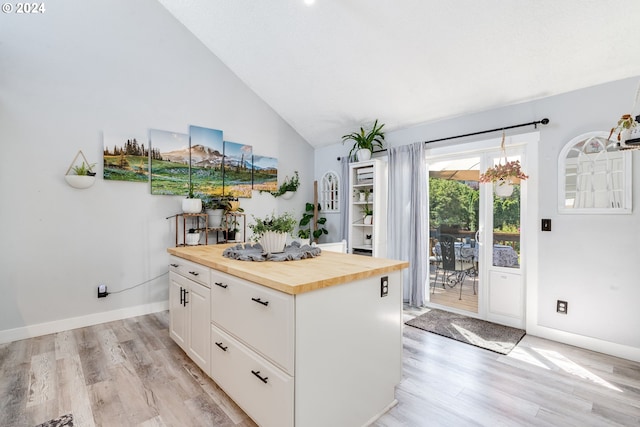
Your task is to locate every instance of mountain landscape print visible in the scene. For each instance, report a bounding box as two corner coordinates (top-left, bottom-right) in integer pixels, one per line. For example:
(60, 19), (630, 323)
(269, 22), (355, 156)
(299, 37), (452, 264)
(103, 133), (149, 182)
(189, 125), (225, 197)
(149, 129), (190, 195)
(223, 141), (253, 198)
(251, 155), (278, 192)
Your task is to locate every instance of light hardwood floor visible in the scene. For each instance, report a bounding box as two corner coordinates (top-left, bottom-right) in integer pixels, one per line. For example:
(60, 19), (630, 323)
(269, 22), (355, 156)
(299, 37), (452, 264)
(1, 310), (639, 426)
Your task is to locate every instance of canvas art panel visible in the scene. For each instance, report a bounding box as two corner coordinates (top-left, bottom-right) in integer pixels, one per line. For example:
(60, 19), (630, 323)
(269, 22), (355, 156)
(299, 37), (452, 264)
(103, 133), (149, 182)
(223, 140), (253, 198)
(189, 125), (225, 197)
(252, 155), (278, 192)
(149, 129), (190, 195)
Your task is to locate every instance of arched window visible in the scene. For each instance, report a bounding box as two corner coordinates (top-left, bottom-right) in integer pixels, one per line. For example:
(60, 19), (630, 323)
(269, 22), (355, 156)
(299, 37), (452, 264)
(320, 171), (340, 212)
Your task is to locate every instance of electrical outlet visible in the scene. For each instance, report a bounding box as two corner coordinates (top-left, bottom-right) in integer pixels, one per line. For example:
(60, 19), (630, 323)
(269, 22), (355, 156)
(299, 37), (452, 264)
(98, 284), (108, 298)
(541, 219), (552, 231)
(380, 276), (388, 297)
(556, 300), (567, 314)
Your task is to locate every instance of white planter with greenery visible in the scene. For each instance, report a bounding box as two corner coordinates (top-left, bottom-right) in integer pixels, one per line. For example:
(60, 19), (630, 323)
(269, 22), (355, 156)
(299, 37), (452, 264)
(342, 119), (385, 162)
(206, 208), (224, 228)
(259, 231), (288, 254)
(494, 179), (514, 198)
(182, 198), (202, 213)
(249, 211), (297, 254)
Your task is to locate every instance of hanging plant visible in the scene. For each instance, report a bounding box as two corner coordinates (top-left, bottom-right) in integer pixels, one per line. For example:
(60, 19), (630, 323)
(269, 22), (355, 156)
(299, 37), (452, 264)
(609, 82), (640, 143)
(479, 132), (529, 184)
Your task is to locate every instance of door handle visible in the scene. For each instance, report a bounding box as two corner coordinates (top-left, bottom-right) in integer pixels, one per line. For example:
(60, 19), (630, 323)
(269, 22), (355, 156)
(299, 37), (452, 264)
(183, 290), (189, 306)
(215, 342), (228, 352)
(251, 370), (269, 384)
(214, 282), (228, 289)
(251, 297), (269, 307)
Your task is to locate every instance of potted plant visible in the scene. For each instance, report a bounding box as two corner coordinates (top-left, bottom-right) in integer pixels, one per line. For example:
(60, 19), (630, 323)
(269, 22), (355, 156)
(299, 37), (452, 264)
(185, 228), (200, 246)
(298, 202), (328, 244)
(608, 114), (639, 143)
(262, 171), (300, 198)
(341, 119), (385, 161)
(249, 211), (297, 254)
(182, 182), (202, 213)
(65, 161), (97, 189)
(479, 160), (528, 198)
(362, 203), (373, 225)
(202, 197), (226, 228)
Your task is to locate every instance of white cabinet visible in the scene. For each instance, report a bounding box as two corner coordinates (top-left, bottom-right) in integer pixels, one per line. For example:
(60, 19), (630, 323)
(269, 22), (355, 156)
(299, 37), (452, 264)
(169, 256), (211, 375)
(348, 159), (388, 257)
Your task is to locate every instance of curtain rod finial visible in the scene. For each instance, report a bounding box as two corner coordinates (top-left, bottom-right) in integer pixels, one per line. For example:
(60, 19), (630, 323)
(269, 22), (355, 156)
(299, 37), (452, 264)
(541, 118), (550, 125)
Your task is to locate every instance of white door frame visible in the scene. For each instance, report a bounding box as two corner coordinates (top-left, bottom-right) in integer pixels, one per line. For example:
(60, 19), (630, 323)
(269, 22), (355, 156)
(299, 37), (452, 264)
(426, 131), (539, 329)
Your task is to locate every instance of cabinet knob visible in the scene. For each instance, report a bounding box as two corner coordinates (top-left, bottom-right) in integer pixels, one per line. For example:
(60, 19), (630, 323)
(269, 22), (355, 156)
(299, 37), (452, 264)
(251, 297), (269, 307)
(251, 370), (269, 384)
(215, 342), (228, 352)
(214, 282), (228, 289)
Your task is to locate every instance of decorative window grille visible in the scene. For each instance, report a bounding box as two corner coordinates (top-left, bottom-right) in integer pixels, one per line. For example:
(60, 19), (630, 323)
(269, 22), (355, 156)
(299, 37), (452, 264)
(319, 171), (340, 212)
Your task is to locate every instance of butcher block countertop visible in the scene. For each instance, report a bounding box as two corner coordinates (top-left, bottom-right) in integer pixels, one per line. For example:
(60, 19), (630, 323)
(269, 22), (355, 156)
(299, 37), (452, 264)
(168, 244), (409, 295)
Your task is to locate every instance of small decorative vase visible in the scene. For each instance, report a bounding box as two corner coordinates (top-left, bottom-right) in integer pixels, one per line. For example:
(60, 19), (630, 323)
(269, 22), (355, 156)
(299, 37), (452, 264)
(182, 198), (202, 213)
(185, 232), (200, 246)
(260, 231), (288, 254)
(363, 215), (373, 225)
(359, 192), (366, 202)
(356, 148), (372, 162)
(494, 178), (514, 198)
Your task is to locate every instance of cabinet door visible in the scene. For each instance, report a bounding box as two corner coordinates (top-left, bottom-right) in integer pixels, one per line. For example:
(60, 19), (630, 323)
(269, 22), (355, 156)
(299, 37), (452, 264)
(186, 280), (211, 375)
(169, 272), (187, 350)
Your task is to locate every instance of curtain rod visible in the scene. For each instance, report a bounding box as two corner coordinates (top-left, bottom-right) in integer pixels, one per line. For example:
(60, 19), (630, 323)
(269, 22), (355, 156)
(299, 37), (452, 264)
(337, 118), (549, 160)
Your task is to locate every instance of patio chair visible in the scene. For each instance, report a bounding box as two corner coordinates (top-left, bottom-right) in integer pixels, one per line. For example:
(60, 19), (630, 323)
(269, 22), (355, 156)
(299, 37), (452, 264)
(433, 234), (473, 300)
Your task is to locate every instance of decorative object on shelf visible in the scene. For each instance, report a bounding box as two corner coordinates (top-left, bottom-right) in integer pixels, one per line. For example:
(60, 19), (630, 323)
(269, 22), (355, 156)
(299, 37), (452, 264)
(298, 202), (328, 243)
(341, 119), (385, 162)
(222, 241), (321, 262)
(262, 170), (300, 198)
(364, 234), (372, 245)
(479, 132), (528, 198)
(185, 228), (200, 245)
(249, 211), (297, 254)
(608, 83), (640, 149)
(65, 150), (97, 189)
(363, 202), (373, 225)
(182, 182), (202, 213)
(202, 197), (227, 228)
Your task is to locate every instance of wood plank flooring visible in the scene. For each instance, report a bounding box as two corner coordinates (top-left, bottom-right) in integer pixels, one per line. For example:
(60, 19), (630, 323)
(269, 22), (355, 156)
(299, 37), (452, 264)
(2, 310), (639, 426)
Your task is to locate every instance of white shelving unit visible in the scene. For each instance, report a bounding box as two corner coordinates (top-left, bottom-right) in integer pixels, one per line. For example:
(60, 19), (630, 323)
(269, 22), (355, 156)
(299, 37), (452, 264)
(348, 158), (388, 257)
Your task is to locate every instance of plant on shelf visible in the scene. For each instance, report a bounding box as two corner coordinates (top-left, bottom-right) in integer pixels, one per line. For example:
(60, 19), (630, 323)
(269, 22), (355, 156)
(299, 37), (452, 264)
(362, 202), (373, 225)
(262, 171), (300, 198)
(298, 202), (328, 243)
(71, 162), (96, 176)
(185, 228), (200, 246)
(341, 119), (385, 161)
(182, 182), (203, 213)
(249, 211), (297, 254)
(608, 114), (639, 142)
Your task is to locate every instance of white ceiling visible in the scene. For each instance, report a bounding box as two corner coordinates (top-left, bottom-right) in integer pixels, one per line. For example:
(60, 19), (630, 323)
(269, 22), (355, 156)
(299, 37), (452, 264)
(157, 0), (640, 148)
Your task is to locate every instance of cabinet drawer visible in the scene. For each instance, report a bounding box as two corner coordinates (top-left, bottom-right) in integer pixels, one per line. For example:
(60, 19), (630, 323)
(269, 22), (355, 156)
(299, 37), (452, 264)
(211, 324), (293, 427)
(211, 270), (294, 374)
(169, 256), (210, 287)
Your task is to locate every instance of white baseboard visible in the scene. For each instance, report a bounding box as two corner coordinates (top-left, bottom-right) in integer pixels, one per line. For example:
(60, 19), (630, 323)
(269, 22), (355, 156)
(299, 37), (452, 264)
(0, 300), (169, 344)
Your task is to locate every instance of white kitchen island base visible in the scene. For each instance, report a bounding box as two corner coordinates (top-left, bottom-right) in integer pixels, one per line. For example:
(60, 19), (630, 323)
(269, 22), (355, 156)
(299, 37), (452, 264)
(168, 245), (408, 427)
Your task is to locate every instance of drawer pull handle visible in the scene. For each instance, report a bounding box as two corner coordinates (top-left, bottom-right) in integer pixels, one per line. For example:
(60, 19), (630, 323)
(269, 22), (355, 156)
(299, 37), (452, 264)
(180, 287), (184, 305)
(251, 370), (269, 384)
(251, 297), (269, 306)
(170, 263), (179, 267)
(188, 271), (199, 276)
(214, 282), (228, 289)
(183, 290), (189, 305)
(215, 342), (228, 352)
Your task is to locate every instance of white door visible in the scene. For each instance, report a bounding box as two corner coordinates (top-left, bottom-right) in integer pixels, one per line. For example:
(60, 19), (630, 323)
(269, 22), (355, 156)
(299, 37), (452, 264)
(427, 137), (529, 329)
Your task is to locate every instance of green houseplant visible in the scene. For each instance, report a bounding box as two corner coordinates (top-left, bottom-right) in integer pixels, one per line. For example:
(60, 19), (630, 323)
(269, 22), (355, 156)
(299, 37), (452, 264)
(298, 203), (328, 243)
(249, 211), (297, 253)
(341, 119), (385, 161)
(263, 171), (300, 198)
(608, 114), (639, 142)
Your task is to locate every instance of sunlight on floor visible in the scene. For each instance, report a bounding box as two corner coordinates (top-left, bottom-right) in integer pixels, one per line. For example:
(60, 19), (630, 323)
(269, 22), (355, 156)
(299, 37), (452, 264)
(508, 346), (623, 392)
(451, 324), (512, 353)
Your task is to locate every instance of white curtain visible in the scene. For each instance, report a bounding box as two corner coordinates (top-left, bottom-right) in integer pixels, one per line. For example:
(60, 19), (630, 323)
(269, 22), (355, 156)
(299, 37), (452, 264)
(339, 157), (350, 241)
(388, 142), (428, 306)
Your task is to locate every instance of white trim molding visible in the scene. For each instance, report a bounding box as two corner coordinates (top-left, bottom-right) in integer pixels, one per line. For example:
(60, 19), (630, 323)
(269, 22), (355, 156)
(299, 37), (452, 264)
(0, 300), (169, 344)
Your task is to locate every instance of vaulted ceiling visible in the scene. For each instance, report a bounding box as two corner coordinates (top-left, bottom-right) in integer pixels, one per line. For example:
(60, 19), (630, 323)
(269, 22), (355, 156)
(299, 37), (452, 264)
(157, 0), (640, 147)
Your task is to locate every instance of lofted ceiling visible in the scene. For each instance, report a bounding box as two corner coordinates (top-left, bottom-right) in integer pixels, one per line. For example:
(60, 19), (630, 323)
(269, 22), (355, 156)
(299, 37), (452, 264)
(157, 0), (640, 148)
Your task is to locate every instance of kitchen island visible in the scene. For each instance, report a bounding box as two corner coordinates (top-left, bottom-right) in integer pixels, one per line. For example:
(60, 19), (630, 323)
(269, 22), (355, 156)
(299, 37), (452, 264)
(168, 244), (409, 427)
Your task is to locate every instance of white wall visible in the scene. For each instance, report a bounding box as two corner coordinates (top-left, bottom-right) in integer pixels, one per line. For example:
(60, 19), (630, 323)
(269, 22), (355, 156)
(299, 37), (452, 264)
(315, 76), (640, 361)
(0, 0), (313, 341)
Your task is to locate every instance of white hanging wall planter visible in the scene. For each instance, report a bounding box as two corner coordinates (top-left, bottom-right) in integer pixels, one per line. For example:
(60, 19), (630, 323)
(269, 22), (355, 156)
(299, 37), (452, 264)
(64, 150), (96, 189)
